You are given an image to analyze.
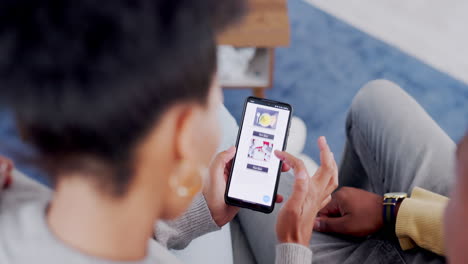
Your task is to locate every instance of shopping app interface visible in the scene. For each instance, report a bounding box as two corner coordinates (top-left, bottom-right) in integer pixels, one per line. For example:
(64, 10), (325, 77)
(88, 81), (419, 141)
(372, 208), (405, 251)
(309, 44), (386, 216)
(228, 102), (290, 206)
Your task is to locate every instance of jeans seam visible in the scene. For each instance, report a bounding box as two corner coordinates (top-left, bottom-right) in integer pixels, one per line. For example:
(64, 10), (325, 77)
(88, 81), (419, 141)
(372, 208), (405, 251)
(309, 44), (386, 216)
(348, 110), (384, 194)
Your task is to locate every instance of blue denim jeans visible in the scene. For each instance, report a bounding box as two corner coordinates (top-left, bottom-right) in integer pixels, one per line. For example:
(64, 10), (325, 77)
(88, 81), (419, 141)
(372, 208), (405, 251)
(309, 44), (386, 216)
(236, 80), (455, 264)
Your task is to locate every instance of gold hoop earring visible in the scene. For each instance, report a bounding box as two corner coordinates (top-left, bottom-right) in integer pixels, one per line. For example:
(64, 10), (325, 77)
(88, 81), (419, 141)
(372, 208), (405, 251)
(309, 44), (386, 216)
(169, 160), (206, 198)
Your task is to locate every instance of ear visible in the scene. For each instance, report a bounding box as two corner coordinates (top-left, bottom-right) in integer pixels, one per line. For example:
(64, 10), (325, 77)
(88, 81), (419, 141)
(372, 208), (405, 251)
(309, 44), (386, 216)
(154, 104), (206, 220)
(173, 104), (203, 164)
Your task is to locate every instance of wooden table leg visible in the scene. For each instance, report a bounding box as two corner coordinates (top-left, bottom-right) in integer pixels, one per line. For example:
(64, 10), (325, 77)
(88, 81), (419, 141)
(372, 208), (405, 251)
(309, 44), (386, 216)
(253, 87), (265, 98)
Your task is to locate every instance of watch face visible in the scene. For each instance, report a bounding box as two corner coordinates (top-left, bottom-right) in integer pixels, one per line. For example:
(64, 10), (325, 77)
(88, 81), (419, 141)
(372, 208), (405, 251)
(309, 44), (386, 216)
(384, 192), (408, 199)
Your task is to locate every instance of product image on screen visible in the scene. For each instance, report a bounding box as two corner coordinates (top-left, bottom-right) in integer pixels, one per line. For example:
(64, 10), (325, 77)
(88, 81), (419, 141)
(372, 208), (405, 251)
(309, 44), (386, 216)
(247, 138), (274, 162)
(228, 102), (290, 206)
(253, 108), (278, 129)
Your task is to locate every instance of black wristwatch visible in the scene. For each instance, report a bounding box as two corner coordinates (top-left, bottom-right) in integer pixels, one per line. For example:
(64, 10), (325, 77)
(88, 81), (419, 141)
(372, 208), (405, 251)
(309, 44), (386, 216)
(383, 192), (407, 237)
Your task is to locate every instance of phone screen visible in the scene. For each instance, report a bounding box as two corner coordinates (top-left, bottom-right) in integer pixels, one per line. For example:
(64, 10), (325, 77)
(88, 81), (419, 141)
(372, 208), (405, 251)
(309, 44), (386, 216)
(226, 98), (292, 212)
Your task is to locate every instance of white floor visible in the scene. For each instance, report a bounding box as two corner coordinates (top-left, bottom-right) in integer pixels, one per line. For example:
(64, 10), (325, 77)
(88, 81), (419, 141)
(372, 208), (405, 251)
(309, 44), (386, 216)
(304, 0), (468, 85)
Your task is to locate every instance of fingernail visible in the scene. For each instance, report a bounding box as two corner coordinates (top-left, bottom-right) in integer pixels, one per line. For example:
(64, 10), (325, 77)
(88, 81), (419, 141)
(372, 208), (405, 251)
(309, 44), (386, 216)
(275, 150), (284, 159)
(321, 136), (327, 144)
(297, 171), (307, 180)
(228, 146), (236, 152)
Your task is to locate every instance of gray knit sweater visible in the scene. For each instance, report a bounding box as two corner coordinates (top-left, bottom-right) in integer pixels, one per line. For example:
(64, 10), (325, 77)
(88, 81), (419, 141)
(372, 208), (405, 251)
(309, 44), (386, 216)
(0, 172), (312, 263)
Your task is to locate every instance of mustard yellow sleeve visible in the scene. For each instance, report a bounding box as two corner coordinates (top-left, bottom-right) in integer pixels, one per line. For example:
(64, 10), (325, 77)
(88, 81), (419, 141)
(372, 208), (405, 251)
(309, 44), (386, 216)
(395, 187), (449, 256)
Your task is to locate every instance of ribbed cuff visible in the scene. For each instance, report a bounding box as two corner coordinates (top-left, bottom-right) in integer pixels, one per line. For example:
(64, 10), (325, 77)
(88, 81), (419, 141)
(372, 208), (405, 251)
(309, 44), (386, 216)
(172, 194), (220, 238)
(276, 243), (312, 264)
(155, 194), (220, 249)
(395, 193), (447, 256)
(398, 237), (416, 250)
(396, 198), (417, 250)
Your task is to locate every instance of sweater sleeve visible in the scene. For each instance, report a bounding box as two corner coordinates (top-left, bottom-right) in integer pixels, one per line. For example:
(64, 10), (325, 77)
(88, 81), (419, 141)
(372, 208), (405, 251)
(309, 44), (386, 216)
(154, 193), (220, 250)
(396, 187), (449, 256)
(275, 243), (313, 264)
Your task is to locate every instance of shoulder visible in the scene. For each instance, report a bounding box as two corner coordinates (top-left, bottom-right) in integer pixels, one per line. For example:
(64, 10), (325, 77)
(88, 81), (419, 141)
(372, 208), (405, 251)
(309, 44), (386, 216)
(1, 170), (51, 210)
(0, 198), (51, 263)
(0, 170), (52, 262)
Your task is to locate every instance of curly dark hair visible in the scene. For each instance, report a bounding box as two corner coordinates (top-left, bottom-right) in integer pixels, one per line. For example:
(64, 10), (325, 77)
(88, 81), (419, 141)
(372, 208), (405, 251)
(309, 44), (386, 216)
(0, 0), (244, 195)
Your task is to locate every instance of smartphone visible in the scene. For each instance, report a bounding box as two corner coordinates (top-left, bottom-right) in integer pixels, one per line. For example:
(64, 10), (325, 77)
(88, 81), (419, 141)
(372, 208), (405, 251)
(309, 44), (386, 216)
(225, 97), (293, 213)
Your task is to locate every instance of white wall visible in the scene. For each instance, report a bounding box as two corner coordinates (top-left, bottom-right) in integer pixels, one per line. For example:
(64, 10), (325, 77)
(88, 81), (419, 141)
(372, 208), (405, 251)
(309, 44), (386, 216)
(305, 0), (468, 84)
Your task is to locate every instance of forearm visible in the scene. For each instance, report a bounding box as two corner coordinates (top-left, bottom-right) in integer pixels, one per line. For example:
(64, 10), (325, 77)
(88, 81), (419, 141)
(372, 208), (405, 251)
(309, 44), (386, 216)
(154, 193), (220, 249)
(396, 187), (448, 256)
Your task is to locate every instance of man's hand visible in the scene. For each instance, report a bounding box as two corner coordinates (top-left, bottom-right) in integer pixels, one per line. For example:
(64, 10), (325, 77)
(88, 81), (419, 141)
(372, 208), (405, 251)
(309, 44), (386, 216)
(203, 146), (287, 227)
(314, 187), (383, 237)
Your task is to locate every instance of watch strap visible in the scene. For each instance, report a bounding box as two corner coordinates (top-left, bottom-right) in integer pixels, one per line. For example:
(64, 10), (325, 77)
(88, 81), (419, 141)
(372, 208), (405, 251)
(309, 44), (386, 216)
(383, 197), (397, 237)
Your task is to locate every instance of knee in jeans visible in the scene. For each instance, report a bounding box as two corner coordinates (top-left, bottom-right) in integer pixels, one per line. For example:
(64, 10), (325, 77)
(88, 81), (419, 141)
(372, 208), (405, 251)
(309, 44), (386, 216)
(353, 79), (403, 110)
(349, 79), (408, 118)
(346, 79), (409, 134)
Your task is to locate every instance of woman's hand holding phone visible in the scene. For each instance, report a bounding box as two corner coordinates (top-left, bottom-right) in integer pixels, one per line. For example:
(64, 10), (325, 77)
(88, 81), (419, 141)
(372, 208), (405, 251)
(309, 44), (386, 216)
(275, 136), (338, 246)
(204, 147), (288, 227)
